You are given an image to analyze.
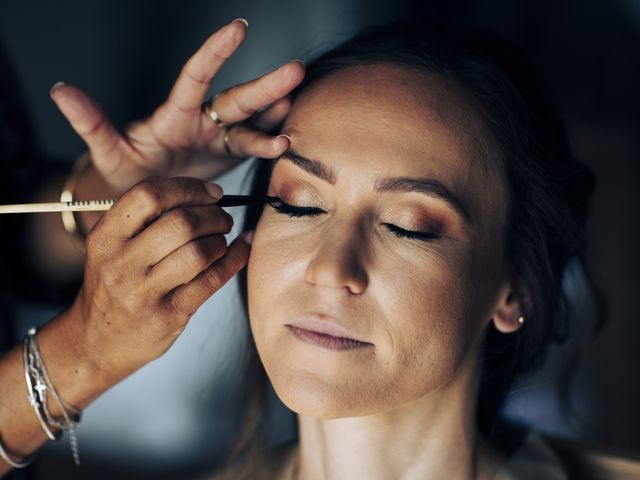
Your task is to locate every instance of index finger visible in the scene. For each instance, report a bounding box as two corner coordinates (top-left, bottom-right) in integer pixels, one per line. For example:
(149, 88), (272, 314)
(165, 19), (248, 114)
(94, 177), (224, 244)
(211, 60), (305, 125)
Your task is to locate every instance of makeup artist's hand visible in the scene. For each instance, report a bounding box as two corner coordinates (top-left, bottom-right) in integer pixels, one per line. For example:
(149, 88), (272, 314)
(49, 18), (304, 195)
(62, 176), (251, 381)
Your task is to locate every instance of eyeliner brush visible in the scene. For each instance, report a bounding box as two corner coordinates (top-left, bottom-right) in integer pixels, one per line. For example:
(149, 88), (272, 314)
(0, 195), (282, 214)
(217, 195), (280, 207)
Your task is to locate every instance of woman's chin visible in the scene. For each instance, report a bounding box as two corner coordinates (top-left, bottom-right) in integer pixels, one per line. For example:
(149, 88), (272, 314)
(275, 387), (358, 420)
(271, 372), (387, 419)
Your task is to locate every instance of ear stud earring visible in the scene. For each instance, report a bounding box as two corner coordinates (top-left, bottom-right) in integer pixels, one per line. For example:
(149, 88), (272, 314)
(517, 316), (525, 325)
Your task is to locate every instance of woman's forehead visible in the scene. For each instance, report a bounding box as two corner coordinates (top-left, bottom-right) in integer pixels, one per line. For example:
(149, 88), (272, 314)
(282, 64), (501, 202)
(291, 64), (482, 135)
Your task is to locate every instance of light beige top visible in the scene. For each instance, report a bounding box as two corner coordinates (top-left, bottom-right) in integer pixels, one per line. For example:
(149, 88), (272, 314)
(210, 432), (567, 480)
(493, 432), (567, 480)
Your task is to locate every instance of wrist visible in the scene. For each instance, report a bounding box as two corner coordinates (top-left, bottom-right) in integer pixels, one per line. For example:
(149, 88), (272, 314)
(36, 302), (116, 412)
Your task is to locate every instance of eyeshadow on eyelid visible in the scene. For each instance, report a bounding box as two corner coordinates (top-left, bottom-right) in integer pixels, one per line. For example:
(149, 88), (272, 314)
(272, 178), (320, 198)
(384, 208), (445, 228)
(389, 216), (441, 230)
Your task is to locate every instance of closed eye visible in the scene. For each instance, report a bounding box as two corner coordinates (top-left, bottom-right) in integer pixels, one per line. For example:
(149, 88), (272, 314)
(271, 202), (438, 241)
(271, 201), (325, 217)
(384, 223), (438, 241)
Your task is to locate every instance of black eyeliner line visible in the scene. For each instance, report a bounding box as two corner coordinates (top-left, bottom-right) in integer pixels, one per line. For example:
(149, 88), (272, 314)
(216, 195), (281, 207)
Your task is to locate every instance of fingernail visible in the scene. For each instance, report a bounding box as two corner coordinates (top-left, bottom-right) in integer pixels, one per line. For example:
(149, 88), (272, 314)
(49, 81), (66, 98)
(205, 182), (224, 199)
(276, 134), (292, 143)
(232, 18), (249, 28)
(241, 230), (255, 246)
(291, 59), (305, 66)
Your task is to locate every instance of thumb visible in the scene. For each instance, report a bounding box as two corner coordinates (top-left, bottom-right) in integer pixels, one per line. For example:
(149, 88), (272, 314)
(50, 82), (124, 178)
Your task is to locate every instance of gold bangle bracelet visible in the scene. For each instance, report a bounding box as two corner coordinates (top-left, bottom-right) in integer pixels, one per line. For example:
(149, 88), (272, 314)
(60, 152), (91, 252)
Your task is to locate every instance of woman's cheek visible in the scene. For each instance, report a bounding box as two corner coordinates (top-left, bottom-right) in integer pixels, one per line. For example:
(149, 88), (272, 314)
(247, 219), (305, 333)
(383, 252), (476, 362)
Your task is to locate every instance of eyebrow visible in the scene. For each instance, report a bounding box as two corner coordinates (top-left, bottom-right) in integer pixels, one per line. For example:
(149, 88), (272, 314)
(375, 177), (472, 226)
(278, 149), (337, 184)
(277, 149), (473, 226)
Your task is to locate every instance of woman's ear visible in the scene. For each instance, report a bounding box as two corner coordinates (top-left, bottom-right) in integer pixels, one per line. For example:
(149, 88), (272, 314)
(491, 280), (528, 333)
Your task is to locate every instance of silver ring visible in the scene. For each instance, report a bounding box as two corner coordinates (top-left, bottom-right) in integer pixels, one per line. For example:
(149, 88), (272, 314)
(201, 95), (227, 128)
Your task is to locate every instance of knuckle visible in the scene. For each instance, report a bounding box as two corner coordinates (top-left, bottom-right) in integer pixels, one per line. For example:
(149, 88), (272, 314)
(214, 234), (229, 251)
(256, 136), (275, 157)
(174, 176), (201, 192)
(186, 241), (211, 269)
(258, 80), (279, 103)
(192, 236), (228, 268)
(203, 267), (226, 290)
(168, 292), (191, 315)
(233, 95), (255, 117)
(228, 243), (249, 269)
(82, 113), (108, 138)
(220, 211), (234, 232)
(132, 179), (162, 211)
(169, 209), (198, 238)
(182, 65), (210, 86)
(210, 236), (229, 260)
(207, 207), (232, 232)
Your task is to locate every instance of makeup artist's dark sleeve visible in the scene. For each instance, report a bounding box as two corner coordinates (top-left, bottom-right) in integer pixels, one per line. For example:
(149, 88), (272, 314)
(0, 42), (79, 352)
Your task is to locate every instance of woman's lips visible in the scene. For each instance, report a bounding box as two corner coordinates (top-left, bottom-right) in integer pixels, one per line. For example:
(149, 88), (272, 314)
(286, 325), (373, 351)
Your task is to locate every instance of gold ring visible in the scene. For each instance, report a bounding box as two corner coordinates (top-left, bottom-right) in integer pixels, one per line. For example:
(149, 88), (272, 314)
(201, 96), (227, 128)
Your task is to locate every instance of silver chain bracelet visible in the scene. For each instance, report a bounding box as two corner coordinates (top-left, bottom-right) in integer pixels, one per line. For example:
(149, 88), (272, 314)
(23, 326), (82, 466)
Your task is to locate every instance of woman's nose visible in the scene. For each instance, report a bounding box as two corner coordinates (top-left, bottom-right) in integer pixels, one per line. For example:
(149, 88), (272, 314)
(304, 228), (369, 294)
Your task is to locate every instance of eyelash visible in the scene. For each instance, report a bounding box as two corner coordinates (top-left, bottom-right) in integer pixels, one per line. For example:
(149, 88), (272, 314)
(271, 201), (324, 217)
(271, 201), (438, 241)
(383, 223), (438, 241)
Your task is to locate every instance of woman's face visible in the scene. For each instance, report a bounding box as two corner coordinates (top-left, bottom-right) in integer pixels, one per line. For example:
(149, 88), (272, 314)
(247, 64), (509, 418)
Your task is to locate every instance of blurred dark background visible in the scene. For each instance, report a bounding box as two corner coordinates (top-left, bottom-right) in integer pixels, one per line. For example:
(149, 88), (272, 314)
(1, 0), (638, 477)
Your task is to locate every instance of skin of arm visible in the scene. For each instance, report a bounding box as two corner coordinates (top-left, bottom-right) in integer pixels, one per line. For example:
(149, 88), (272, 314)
(0, 307), (110, 474)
